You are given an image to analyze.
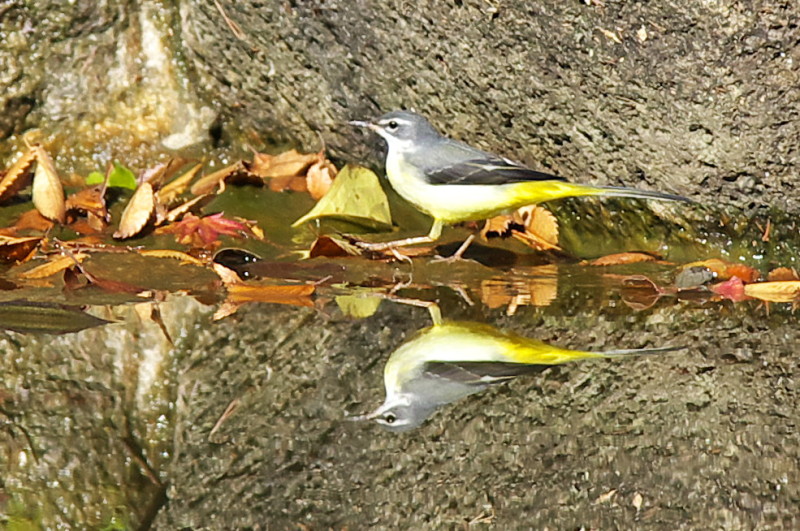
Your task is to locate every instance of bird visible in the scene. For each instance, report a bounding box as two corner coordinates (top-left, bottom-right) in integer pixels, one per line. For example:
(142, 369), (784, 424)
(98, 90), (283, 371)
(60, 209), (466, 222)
(349, 110), (691, 259)
(350, 320), (680, 432)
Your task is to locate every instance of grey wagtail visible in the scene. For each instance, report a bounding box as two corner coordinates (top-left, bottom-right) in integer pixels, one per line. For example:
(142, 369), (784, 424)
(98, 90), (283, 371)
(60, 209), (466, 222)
(350, 320), (680, 431)
(350, 110), (691, 257)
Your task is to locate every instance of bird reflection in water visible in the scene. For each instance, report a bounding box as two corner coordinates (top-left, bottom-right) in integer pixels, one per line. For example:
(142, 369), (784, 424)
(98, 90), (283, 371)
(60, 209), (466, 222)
(351, 305), (680, 432)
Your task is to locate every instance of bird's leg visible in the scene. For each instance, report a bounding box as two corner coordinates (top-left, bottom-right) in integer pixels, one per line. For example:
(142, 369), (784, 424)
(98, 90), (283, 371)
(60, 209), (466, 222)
(430, 234), (477, 264)
(355, 220), (443, 252)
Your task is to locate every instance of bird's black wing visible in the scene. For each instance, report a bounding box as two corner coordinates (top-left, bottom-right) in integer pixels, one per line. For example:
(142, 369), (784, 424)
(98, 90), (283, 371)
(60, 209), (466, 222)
(423, 361), (550, 386)
(413, 138), (567, 185)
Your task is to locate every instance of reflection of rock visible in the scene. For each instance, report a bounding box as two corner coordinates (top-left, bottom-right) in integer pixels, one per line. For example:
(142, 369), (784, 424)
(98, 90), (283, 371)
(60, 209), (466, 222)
(354, 320), (677, 431)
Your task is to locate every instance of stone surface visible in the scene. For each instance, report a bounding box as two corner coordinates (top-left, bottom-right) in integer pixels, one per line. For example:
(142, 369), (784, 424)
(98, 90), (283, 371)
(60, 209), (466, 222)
(182, 1), (800, 212)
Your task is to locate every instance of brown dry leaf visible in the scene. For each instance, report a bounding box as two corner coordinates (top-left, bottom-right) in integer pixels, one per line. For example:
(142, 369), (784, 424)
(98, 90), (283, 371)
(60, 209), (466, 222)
(18, 253), (88, 280)
(483, 205), (560, 251)
(190, 161), (257, 195)
(0, 148), (36, 203)
(66, 186), (108, 219)
(767, 267), (799, 282)
(31, 146), (66, 223)
(157, 162), (203, 205)
(248, 149), (320, 180)
(743, 281), (800, 303)
(139, 249), (205, 266)
(212, 262), (243, 285)
(162, 193), (213, 224)
(141, 157), (189, 187)
(513, 205), (559, 251)
(306, 158), (338, 200)
(0, 209), (53, 236)
(586, 252), (661, 267)
(114, 183), (155, 239)
(309, 235), (363, 258)
(0, 235), (42, 263)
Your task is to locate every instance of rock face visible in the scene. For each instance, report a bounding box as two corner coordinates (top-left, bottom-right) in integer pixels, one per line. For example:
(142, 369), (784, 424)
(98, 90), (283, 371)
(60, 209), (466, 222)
(181, 1), (800, 211)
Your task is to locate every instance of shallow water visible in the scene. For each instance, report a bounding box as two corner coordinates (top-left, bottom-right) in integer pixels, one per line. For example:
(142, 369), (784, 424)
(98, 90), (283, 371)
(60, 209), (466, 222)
(1, 244), (798, 528)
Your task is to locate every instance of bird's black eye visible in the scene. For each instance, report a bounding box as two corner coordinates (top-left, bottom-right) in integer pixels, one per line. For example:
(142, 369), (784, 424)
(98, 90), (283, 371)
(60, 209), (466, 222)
(387, 120), (399, 131)
(384, 413), (396, 424)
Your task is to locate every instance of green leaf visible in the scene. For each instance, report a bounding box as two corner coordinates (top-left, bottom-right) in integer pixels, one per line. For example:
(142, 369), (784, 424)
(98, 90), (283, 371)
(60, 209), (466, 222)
(292, 165), (392, 230)
(85, 162), (137, 190)
(335, 294), (382, 318)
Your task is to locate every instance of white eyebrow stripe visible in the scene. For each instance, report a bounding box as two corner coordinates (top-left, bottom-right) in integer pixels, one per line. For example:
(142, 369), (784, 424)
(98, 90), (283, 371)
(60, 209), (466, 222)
(378, 118), (412, 126)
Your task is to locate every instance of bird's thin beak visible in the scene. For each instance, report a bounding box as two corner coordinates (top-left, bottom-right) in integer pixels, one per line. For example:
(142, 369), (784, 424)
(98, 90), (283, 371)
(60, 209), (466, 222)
(346, 405), (384, 422)
(348, 119), (377, 131)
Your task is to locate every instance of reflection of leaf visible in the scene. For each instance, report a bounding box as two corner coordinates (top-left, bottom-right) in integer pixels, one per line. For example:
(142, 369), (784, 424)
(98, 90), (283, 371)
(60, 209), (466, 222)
(335, 295), (382, 318)
(0, 148), (36, 202)
(767, 267), (799, 282)
(31, 146), (66, 223)
(292, 165), (392, 230)
(87, 161), (137, 189)
(681, 258), (760, 283)
(744, 280), (800, 303)
(710, 276), (747, 302)
(114, 182), (155, 239)
(214, 282), (316, 320)
(479, 266), (558, 315)
(159, 212), (252, 247)
(587, 252), (661, 267)
(0, 301), (111, 334)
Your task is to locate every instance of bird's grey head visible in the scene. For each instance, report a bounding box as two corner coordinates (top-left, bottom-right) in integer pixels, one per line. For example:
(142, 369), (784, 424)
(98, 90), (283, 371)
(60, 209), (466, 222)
(349, 394), (434, 432)
(350, 110), (441, 151)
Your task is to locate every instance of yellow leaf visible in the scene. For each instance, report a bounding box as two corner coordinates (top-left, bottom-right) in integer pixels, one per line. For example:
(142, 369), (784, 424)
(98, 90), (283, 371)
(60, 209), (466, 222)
(32, 146), (66, 223)
(18, 253), (87, 279)
(138, 249), (205, 266)
(113, 182), (155, 239)
(744, 281), (800, 303)
(0, 148), (36, 203)
(292, 165), (392, 230)
(157, 162), (203, 205)
(335, 295), (382, 318)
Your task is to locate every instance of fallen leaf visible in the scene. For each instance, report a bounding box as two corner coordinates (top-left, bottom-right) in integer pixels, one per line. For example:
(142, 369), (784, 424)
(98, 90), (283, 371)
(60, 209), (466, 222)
(17, 253), (88, 279)
(0, 209), (53, 235)
(159, 212), (252, 247)
(65, 186), (109, 231)
(0, 235), (41, 263)
(292, 165), (392, 230)
(190, 161), (258, 195)
(681, 258), (759, 282)
(163, 193), (213, 223)
(248, 149), (320, 180)
(306, 158), (338, 200)
(31, 146), (66, 223)
(710, 276), (747, 302)
(157, 162), (203, 205)
(138, 249), (206, 266)
(744, 280), (800, 303)
(0, 148), (36, 202)
(586, 252), (661, 267)
(114, 182), (155, 239)
(86, 161), (137, 190)
(767, 267), (798, 282)
(309, 235), (363, 258)
(141, 157), (189, 187)
(483, 205), (560, 251)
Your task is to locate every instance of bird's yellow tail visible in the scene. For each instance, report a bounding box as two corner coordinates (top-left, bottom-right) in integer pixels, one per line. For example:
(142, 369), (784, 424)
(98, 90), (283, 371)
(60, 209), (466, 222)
(509, 181), (691, 206)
